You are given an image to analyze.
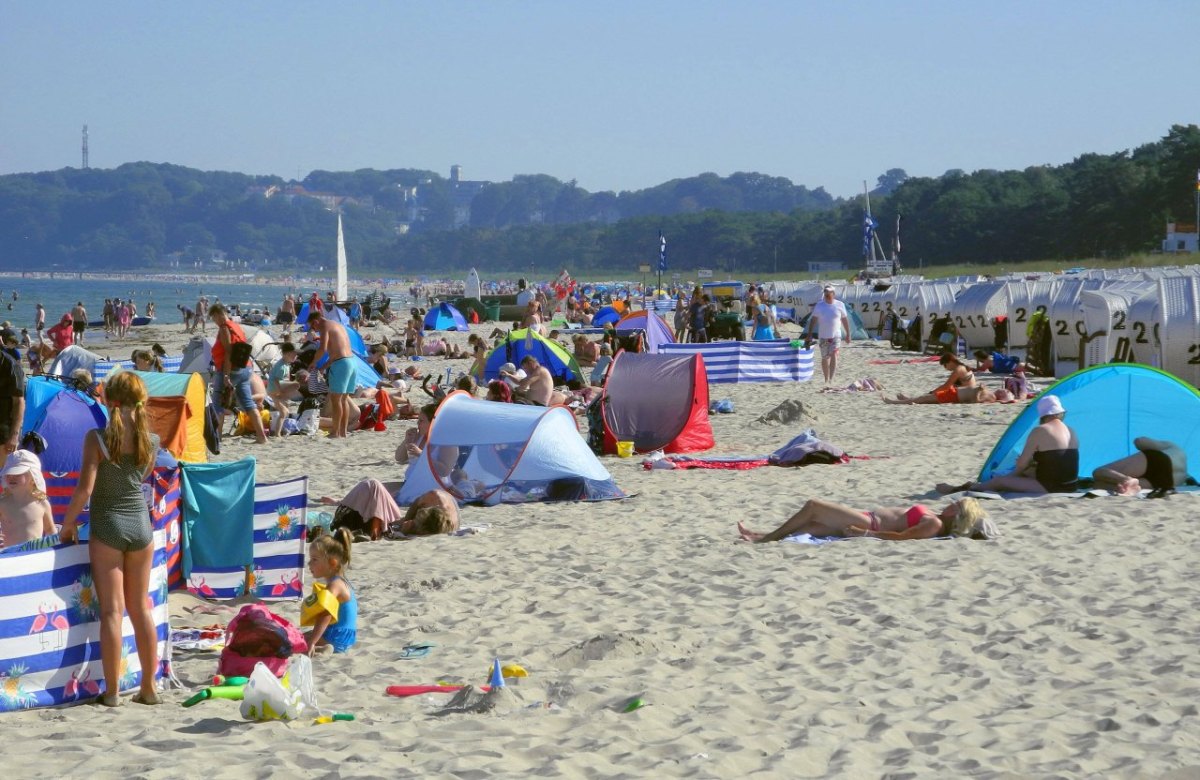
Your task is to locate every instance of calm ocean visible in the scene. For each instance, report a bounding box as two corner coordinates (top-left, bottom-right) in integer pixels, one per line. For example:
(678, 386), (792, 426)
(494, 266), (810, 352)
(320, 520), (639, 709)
(0, 277), (383, 329)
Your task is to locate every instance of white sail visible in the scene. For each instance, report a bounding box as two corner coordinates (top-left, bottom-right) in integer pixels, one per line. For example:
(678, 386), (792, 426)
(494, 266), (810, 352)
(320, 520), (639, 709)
(335, 213), (348, 301)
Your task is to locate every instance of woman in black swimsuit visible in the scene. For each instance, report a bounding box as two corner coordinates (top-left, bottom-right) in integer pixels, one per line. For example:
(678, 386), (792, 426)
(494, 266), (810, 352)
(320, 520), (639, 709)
(937, 394), (1079, 495)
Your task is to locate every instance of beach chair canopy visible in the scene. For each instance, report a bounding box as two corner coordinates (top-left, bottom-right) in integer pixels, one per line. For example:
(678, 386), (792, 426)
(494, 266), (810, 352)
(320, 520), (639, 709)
(396, 391), (624, 506)
(423, 302), (470, 332)
(600, 352), (712, 455)
(979, 364), (1200, 482)
(484, 329), (583, 384)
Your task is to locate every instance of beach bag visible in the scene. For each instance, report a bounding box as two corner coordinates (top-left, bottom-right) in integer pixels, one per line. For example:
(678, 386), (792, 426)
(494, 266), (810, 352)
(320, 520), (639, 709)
(230, 340), (254, 369)
(218, 604), (307, 679)
(204, 402), (222, 455)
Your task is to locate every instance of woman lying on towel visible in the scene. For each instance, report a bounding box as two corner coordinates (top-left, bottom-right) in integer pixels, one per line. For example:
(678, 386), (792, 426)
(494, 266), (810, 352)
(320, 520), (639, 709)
(737, 497), (996, 542)
(884, 386), (1011, 405)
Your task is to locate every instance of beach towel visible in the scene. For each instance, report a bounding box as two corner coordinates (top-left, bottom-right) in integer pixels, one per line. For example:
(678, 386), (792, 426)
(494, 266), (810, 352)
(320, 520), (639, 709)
(768, 429), (847, 466)
(181, 457), (257, 577)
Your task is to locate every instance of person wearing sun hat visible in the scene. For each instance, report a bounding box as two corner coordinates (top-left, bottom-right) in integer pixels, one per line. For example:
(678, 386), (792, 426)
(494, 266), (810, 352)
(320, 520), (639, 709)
(936, 394), (1080, 495)
(0, 448), (54, 549)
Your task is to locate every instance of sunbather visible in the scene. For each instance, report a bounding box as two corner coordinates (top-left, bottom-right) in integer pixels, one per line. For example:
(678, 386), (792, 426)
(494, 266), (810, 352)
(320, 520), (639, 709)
(393, 488), (460, 536)
(738, 496), (995, 542)
(1092, 437), (1188, 496)
(937, 394), (1079, 495)
(884, 386), (1010, 404)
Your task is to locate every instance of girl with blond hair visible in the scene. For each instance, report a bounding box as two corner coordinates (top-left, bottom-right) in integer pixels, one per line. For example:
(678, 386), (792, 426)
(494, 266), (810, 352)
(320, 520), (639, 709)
(61, 371), (162, 707)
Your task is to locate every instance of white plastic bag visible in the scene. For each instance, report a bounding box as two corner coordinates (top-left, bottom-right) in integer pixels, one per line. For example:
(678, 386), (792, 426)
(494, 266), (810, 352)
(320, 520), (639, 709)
(240, 658), (319, 721)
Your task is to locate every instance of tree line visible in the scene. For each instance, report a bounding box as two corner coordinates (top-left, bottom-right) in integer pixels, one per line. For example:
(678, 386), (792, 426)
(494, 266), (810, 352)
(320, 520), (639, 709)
(0, 125), (1195, 274)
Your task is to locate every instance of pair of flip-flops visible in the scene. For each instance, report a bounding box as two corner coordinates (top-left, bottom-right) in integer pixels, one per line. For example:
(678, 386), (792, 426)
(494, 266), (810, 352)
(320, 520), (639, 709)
(399, 642), (436, 660)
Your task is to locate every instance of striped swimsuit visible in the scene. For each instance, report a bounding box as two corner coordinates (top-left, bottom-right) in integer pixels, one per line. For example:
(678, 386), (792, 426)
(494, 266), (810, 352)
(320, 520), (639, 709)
(88, 432), (159, 553)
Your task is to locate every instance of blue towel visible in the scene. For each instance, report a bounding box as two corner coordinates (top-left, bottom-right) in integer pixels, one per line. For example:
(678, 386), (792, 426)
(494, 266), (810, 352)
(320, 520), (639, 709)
(180, 457), (257, 577)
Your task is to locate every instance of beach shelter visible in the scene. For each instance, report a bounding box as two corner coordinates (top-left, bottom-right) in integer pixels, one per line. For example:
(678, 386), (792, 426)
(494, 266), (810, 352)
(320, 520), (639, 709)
(979, 364), (1200, 482)
(483, 329), (583, 383)
(122, 369), (209, 463)
(47, 344), (105, 379)
(615, 310), (676, 354)
(599, 352), (713, 455)
(396, 391), (624, 505)
(592, 306), (622, 327)
(295, 301), (351, 327)
(423, 302), (469, 332)
(22, 376), (107, 474)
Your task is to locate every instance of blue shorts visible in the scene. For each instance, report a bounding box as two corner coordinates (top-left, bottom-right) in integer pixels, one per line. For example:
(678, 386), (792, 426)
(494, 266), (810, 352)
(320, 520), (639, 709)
(230, 367), (256, 412)
(327, 357), (356, 394)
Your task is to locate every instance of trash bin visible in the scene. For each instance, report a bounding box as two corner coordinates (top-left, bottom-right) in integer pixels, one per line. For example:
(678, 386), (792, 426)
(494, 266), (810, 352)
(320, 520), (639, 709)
(484, 301), (501, 322)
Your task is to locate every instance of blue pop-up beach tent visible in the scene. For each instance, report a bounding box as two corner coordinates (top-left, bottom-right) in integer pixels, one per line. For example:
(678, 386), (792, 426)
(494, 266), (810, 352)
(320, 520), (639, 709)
(423, 302), (469, 332)
(979, 364), (1200, 481)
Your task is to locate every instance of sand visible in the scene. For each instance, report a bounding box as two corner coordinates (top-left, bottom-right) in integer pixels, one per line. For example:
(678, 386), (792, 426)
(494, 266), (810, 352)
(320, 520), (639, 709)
(8, 320), (1200, 778)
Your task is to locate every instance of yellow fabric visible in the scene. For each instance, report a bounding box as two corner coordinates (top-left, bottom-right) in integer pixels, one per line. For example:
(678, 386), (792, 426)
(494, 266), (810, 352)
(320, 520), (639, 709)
(300, 582), (340, 626)
(234, 409), (270, 436)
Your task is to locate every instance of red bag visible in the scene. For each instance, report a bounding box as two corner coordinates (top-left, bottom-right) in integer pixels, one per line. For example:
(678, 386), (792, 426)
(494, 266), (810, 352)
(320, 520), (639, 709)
(218, 604), (307, 679)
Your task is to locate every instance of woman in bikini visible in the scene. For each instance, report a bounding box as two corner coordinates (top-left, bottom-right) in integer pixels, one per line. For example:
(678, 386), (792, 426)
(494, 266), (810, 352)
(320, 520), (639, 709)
(883, 352), (982, 404)
(737, 497), (995, 542)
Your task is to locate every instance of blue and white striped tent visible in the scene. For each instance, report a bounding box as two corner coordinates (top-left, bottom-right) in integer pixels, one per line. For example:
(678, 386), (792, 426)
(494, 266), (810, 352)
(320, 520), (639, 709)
(0, 532), (170, 711)
(658, 341), (815, 383)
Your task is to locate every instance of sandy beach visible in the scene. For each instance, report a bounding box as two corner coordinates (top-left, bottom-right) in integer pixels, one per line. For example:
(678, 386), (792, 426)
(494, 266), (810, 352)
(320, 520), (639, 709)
(7, 319), (1200, 778)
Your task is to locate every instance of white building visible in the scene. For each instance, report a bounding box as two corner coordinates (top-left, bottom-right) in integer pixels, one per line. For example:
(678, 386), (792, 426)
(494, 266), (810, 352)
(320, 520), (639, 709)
(1162, 222), (1198, 253)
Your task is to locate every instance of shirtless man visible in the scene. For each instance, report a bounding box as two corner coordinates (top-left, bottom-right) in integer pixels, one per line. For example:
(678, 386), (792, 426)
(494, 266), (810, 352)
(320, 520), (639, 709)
(507, 354), (554, 406)
(308, 309), (355, 438)
(194, 296), (208, 334)
(70, 301), (87, 345)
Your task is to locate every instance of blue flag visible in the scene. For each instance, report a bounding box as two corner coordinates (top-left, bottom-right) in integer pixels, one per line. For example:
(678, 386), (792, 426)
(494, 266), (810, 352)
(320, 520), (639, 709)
(862, 215), (878, 258)
(658, 232), (667, 272)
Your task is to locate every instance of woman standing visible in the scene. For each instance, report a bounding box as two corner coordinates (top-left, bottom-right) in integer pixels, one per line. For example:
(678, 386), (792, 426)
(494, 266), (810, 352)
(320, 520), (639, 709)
(60, 372), (162, 707)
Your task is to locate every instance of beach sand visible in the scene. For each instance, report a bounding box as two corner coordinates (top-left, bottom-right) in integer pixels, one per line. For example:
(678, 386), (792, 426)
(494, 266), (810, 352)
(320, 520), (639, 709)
(9, 320), (1200, 777)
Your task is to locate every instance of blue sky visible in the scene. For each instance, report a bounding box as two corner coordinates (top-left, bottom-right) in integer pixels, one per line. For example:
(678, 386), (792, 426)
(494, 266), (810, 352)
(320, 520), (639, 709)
(1, 1), (1193, 198)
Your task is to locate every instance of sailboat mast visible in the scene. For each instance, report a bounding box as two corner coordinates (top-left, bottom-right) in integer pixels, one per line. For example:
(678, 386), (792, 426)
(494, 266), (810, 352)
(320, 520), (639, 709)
(335, 213), (348, 302)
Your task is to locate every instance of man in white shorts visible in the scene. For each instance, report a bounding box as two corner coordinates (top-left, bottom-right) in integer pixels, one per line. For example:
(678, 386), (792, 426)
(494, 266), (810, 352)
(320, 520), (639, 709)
(810, 284), (852, 384)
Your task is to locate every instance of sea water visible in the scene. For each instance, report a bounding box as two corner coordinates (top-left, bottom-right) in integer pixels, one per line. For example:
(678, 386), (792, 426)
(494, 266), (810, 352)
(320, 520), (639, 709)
(0, 277), (382, 329)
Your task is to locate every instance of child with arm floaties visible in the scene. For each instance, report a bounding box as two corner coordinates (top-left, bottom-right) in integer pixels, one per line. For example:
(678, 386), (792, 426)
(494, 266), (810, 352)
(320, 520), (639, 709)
(301, 528), (357, 654)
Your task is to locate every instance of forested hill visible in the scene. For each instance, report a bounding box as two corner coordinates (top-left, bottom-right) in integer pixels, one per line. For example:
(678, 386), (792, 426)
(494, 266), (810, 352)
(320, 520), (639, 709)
(1, 124), (1196, 274)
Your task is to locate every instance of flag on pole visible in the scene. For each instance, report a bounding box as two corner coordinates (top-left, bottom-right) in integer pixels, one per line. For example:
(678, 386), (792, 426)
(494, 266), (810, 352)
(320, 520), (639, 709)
(862, 215), (878, 258)
(658, 231), (667, 273)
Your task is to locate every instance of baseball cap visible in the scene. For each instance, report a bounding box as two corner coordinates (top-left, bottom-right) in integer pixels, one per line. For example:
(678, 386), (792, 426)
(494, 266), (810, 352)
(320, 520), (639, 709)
(1036, 394), (1065, 417)
(2, 449), (46, 494)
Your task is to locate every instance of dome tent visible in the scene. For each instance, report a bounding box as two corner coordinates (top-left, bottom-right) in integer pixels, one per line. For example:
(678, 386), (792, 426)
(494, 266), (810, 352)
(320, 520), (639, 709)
(396, 391), (624, 505)
(423, 302), (470, 332)
(484, 329), (583, 384)
(979, 363), (1200, 483)
(614, 310), (676, 354)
